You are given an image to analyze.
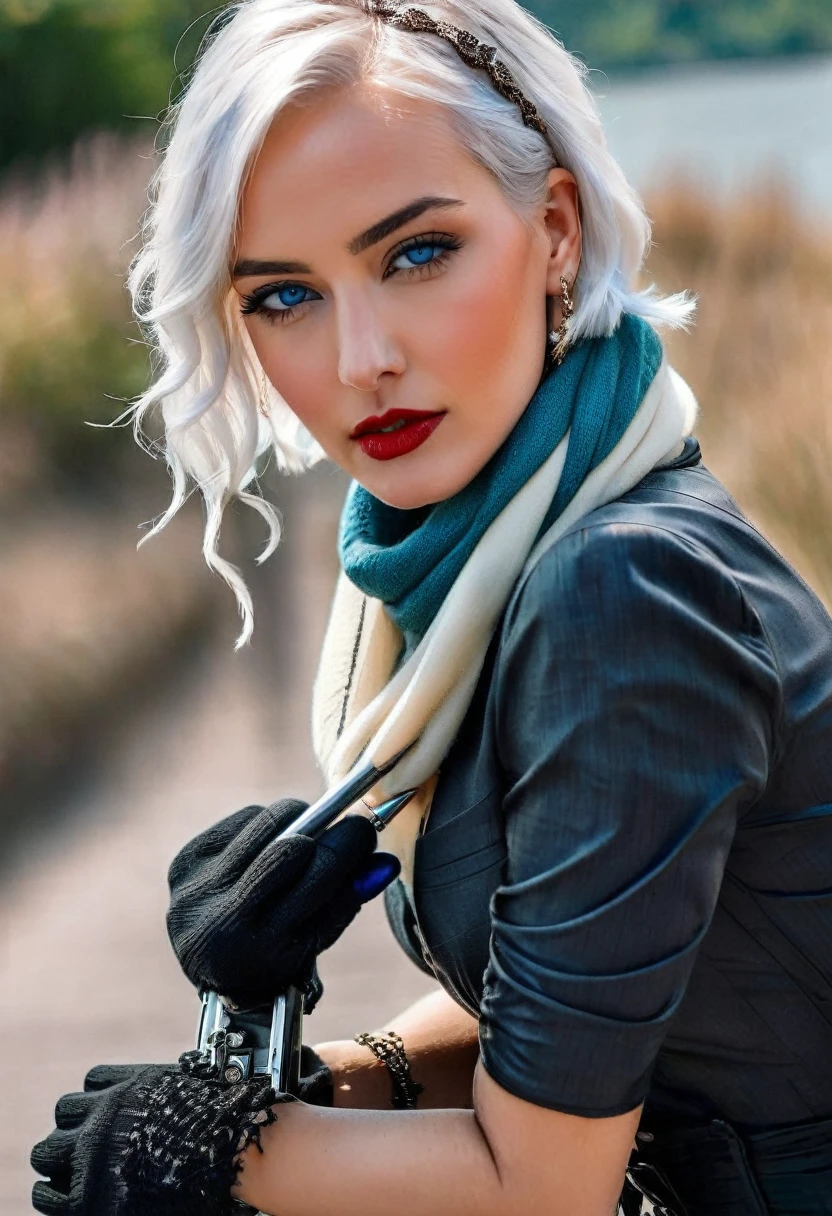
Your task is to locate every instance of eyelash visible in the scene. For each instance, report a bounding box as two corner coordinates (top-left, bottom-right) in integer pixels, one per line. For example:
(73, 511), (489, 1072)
(239, 231), (464, 325)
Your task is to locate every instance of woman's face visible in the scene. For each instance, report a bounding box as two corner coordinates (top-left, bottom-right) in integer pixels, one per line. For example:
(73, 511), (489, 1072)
(235, 84), (579, 508)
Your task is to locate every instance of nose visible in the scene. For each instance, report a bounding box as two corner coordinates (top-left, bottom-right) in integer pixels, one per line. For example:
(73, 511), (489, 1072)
(336, 291), (406, 391)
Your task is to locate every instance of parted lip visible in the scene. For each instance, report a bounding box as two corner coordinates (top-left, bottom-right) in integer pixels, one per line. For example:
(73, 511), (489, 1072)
(350, 407), (445, 439)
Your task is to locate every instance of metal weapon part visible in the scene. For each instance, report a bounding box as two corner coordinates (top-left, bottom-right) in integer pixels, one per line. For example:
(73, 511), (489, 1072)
(196, 750), (417, 1094)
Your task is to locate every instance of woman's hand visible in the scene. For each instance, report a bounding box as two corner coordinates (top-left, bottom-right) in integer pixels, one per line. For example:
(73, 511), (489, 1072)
(166, 798), (400, 1009)
(31, 1056), (282, 1216)
(296, 1045), (335, 1106)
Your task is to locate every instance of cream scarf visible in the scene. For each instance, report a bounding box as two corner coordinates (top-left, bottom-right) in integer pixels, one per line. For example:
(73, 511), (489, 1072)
(311, 356), (698, 884)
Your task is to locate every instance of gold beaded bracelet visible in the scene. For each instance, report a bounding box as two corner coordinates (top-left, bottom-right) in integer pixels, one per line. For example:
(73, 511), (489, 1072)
(354, 1031), (425, 1110)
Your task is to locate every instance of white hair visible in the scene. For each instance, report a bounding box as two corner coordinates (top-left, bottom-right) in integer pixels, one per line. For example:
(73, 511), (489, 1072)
(127, 0), (693, 646)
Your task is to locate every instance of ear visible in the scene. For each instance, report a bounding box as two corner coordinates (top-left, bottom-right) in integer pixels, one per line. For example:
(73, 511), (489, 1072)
(540, 168), (582, 297)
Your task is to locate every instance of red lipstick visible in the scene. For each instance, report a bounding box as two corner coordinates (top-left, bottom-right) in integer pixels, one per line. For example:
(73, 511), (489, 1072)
(350, 408), (446, 462)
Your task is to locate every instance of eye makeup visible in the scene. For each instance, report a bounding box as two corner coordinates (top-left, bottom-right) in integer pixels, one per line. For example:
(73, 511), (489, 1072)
(239, 230), (465, 324)
(239, 281), (320, 322)
(381, 231), (464, 278)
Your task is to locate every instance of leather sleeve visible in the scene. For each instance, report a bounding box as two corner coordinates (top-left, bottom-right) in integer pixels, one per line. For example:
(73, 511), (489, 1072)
(478, 521), (780, 1116)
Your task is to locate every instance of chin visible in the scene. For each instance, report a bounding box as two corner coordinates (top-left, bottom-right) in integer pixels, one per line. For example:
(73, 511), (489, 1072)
(370, 486), (441, 510)
(361, 463), (479, 510)
(343, 421), (492, 508)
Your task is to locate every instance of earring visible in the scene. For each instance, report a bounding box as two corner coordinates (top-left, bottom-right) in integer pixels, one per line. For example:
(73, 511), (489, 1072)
(257, 369), (271, 419)
(548, 275), (574, 369)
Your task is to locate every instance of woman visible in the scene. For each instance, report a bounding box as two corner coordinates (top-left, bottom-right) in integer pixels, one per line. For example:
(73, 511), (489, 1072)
(31, 1), (832, 1214)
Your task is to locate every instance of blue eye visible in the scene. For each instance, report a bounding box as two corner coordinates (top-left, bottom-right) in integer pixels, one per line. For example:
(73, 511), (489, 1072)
(406, 243), (437, 265)
(393, 242), (442, 270)
(386, 233), (463, 278)
(240, 281), (320, 322)
(264, 284), (315, 310)
(241, 232), (463, 324)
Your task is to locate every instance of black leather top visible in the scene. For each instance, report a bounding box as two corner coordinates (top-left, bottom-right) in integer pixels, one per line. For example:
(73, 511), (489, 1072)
(385, 438), (832, 1125)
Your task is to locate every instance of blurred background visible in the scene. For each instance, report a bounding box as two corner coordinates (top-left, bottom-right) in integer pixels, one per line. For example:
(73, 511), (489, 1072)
(1, 0), (831, 1208)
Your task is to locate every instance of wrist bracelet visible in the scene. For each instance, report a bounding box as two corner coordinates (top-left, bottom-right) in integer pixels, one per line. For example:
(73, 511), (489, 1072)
(354, 1031), (425, 1110)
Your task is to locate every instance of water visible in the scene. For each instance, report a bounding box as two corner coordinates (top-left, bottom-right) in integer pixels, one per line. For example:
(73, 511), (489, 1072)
(594, 55), (832, 215)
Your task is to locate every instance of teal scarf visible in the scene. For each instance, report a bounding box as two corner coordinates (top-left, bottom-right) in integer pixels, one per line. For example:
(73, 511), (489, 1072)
(338, 313), (662, 650)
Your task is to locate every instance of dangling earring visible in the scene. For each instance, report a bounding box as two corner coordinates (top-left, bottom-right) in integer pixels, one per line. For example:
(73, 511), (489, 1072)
(257, 369), (271, 419)
(548, 275), (574, 369)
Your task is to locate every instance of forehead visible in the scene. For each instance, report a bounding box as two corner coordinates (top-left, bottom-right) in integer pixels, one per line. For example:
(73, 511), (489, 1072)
(238, 85), (492, 252)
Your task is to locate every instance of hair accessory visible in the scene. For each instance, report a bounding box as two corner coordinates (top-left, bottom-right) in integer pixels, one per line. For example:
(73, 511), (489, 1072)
(367, 1), (548, 137)
(354, 1030), (425, 1109)
(548, 274), (574, 369)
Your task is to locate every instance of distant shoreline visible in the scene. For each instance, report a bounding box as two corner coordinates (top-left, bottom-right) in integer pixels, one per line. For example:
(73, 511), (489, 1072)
(592, 54), (832, 217)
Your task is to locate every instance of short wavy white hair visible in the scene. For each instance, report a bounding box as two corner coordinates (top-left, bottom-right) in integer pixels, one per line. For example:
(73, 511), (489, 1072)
(128, 0), (693, 645)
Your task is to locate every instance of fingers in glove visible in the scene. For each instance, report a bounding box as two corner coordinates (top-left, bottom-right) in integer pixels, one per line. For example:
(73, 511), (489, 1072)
(264, 797), (317, 837)
(320, 814), (379, 861)
(297, 1045), (334, 1106)
(308, 877), (365, 955)
(83, 1062), (148, 1092)
(32, 1179), (69, 1215)
(167, 803), (267, 887)
(234, 837), (317, 916)
(352, 852), (401, 903)
(277, 815), (379, 922)
(31, 1128), (76, 1178)
(54, 1090), (97, 1130)
(218, 798), (311, 886)
(243, 818), (378, 975)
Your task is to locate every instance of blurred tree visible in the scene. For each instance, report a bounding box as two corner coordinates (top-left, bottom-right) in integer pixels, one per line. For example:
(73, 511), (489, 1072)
(0, 0), (216, 169)
(530, 0), (832, 70)
(2, 0), (831, 171)
(0, 135), (154, 494)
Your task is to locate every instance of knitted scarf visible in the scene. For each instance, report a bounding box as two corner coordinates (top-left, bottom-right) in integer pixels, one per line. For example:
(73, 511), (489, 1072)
(339, 313), (662, 653)
(312, 316), (698, 882)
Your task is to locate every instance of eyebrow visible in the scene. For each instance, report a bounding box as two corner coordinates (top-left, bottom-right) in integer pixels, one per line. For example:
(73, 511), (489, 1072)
(232, 195), (464, 279)
(347, 195), (464, 255)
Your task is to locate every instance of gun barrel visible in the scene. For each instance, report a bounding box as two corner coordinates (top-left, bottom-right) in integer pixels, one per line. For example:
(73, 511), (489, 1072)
(276, 742), (414, 841)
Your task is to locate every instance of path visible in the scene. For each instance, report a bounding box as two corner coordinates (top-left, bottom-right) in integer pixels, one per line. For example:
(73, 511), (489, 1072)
(1, 473), (435, 1210)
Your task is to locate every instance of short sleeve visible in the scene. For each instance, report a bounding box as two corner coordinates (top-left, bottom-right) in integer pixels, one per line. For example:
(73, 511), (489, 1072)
(478, 521), (779, 1117)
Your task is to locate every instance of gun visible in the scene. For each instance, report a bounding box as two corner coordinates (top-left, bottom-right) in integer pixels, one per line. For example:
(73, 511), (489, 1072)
(195, 748), (417, 1095)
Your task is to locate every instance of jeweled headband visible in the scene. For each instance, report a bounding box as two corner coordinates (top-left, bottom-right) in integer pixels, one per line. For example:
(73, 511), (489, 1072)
(365, 0), (549, 138)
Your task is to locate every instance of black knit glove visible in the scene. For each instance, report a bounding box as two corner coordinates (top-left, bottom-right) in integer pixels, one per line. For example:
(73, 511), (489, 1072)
(30, 1056), (284, 1216)
(166, 798), (400, 1009)
(297, 1045), (334, 1106)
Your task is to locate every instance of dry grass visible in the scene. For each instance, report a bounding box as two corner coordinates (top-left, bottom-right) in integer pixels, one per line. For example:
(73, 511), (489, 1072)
(0, 137), (830, 601)
(0, 135), (152, 492)
(0, 140), (221, 818)
(645, 183), (832, 605)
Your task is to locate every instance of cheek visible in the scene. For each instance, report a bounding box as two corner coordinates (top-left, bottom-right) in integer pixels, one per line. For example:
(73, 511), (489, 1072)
(413, 233), (544, 400)
(245, 320), (336, 442)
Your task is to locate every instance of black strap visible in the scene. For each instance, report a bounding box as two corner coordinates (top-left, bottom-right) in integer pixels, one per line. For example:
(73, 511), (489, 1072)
(635, 1118), (772, 1216)
(631, 871), (832, 1215)
(719, 871), (832, 1010)
(718, 870), (832, 1093)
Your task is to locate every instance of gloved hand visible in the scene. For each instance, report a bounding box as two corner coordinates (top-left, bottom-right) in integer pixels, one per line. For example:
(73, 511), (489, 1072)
(297, 1045), (334, 1106)
(31, 1056), (283, 1216)
(166, 797), (400, 1009)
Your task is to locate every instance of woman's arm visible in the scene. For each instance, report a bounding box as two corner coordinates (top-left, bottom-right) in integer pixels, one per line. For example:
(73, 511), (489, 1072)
(238, 523), (776, 1216)
(236, 1063), (639, 1216)
(314, 987), (481, 1109)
